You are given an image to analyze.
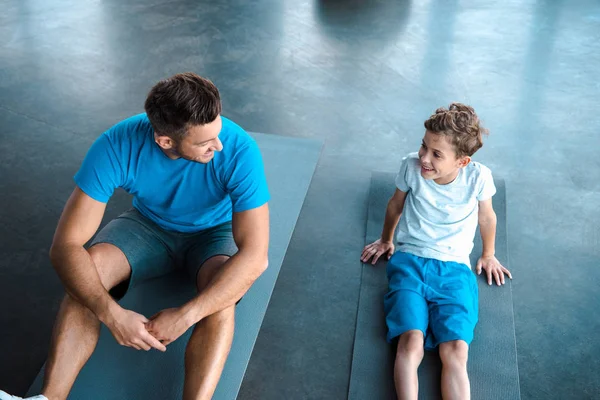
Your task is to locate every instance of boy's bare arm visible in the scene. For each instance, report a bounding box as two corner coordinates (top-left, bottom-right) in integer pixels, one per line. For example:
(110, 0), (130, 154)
(361, 188), (407, 264)
(477, 198), (497, 257)
(477, 198), (512, 286)
(381, 189), (408, 242)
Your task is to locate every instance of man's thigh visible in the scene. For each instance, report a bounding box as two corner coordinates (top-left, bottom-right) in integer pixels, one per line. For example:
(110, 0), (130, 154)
(89, 208), (175, 296)
(183, 221), (238, 288)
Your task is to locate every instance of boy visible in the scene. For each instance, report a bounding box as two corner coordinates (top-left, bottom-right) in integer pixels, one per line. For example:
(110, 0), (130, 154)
(361, 103), (512, 400)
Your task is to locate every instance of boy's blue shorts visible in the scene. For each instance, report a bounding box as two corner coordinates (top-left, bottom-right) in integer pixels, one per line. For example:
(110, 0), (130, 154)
(384, 251), (478, 350)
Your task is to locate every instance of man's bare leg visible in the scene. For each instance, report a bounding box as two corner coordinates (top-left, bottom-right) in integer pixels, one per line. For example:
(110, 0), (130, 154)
(42, 244), (131, 400)
(394, 330), (424, 400)
(183, 256), (235, 400)
(439, 340), (470, 400)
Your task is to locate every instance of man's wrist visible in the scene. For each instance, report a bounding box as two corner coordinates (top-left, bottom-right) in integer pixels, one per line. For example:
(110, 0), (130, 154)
(96, 299), (121, 325)
(180, 300), (204, 326)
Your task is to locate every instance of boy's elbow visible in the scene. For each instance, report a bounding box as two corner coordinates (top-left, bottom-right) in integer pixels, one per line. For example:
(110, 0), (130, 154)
(478, 211), (497, 226)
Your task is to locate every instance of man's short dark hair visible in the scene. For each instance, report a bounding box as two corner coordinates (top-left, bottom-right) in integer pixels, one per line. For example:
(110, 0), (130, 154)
(144, 72), (221, 140)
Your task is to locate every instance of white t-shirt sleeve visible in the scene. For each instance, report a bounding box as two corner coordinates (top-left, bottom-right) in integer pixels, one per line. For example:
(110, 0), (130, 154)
(395, 155), (410, 192)
(477, 165), (496, 201)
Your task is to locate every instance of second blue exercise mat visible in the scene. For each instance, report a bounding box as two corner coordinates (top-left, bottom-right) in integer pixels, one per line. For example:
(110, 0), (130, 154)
(348, 171), (520, 400)
(27, 132), (322, 400)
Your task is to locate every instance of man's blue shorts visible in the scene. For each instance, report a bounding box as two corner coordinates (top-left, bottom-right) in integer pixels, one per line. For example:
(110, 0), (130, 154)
(89, 208), (238, 297)
(384, 251), (478, 350)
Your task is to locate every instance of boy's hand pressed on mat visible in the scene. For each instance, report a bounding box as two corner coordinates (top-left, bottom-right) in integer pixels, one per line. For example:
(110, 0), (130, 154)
(361, 239), (395, 265)
(476, 255), (512, 286)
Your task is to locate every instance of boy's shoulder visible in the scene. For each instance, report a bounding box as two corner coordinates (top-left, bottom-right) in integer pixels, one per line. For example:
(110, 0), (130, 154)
(400, 152), (420, 171)
(464, 160), (493, 182)
(403, 151), (420, 162)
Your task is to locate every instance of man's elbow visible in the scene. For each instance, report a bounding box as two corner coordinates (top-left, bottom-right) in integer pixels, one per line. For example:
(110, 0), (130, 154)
(49, 244), (62, 267)
(254, 256), (269, 277)
(49, 242), (79, 270)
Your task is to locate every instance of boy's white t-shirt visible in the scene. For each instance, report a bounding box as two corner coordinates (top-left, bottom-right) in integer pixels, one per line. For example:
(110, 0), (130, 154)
(395, 152), (496, 267)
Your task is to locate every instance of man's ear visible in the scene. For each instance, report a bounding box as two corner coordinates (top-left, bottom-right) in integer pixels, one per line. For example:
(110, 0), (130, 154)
(155, 133), (175, 150)
(458, 155), (471, 168)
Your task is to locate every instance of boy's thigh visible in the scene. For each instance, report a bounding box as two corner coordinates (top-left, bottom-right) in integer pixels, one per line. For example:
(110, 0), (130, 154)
(384, 289), (428, 344)
(183, 221), (238, 288)
(89, 208), (175, 295)
(384, 251), (430, 343)
(428, 263), (479, 348)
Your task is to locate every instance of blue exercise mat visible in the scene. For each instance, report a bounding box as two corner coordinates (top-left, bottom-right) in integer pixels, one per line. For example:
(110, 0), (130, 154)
(27, 133), (322, 400)
(348, 172), (520, 400)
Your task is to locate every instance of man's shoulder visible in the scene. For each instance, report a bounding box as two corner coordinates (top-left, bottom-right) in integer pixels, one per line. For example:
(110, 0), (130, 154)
(221, 117), (250, 139)
(219, 116), (257, 155)
(104, 113), (152, 144)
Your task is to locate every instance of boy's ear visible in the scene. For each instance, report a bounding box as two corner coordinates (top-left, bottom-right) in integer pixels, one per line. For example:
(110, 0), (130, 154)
(458, 156), (471, 168)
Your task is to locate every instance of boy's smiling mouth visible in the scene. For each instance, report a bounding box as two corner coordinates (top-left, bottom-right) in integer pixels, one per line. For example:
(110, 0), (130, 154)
(421, 164), (435, 173)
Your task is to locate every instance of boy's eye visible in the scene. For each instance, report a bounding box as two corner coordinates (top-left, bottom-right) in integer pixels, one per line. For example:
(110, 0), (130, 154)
(434, 152), (441, 158)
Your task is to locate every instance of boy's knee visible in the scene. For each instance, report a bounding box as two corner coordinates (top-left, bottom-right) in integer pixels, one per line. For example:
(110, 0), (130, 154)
(439, 340), (469, 367)
(396, 330), (424, 360)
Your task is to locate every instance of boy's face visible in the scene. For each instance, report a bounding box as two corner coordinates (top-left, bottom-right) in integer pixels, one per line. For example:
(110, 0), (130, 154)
(418, 130), (470, 185)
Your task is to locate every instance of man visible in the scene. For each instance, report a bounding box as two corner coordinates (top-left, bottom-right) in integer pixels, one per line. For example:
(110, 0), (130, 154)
(1, 72), (270, 400)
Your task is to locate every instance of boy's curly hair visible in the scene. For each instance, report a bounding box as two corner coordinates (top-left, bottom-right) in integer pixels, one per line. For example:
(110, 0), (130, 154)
(424, 103), (489, 158)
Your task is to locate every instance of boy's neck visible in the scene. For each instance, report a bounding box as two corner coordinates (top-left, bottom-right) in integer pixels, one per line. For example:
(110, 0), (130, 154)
(434, 169), (461, 185)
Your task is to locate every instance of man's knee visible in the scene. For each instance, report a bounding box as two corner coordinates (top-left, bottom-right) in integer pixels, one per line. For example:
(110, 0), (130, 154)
(203, 305), (235, 327)
(439, 340), (469, 367)
(396, 330), (424, 360)
(87, 243), (131, 290)
(196, 255), (230, 290)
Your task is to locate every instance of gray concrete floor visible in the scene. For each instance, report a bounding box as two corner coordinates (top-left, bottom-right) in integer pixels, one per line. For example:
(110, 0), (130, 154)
(1, 0), (599, 399)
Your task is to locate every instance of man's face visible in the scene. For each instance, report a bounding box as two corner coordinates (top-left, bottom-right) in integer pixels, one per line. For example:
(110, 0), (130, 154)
(417, 130), (470, 184)
(158, 115), (223, 163)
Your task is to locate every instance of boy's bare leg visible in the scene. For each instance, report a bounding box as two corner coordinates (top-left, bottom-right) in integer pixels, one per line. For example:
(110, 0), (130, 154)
(42, 244), (131, 400)
(394, 330), (424, 400)
(439, 340), (470, 400)
(183, 256), (235, 400)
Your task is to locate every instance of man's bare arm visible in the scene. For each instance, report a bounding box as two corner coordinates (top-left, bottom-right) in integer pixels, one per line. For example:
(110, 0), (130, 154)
(182, 203), (270, 324)
(50, 187), (166, 351)
(49, 187), (117, 319)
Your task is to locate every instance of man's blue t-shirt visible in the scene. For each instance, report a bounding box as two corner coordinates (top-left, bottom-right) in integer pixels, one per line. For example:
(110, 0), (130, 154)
(74, 113), (270, 233)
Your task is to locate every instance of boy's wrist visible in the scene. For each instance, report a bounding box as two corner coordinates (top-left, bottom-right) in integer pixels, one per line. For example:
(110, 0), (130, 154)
(380, 235), (393, 244)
